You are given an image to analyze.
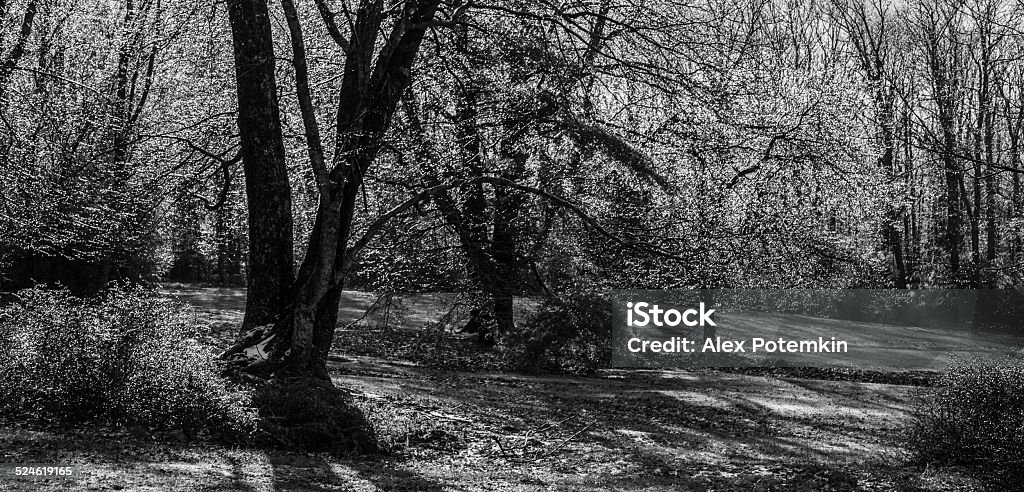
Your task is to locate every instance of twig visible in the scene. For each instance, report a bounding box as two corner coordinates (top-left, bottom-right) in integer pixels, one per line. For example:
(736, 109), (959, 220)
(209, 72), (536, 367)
(338, 292), (390, 330)
(491, 420), (594, 464)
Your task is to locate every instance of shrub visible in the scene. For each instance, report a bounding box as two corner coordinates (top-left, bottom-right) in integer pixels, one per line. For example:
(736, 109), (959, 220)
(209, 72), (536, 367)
(500, 290), (612, 374)
(907, 359), (1024, 487)
(0, 285), (256, 440)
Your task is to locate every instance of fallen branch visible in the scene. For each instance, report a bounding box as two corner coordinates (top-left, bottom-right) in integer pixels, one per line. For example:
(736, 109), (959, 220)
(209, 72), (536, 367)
(491, 422), (594, 464)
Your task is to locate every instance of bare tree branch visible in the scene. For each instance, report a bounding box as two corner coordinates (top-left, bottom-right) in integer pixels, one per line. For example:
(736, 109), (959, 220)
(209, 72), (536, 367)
(313, 0), (352, 51)
(342, 175), (690, 272)
(554, 113), (677, 194)
(282, 0), (330, 193)
(0, 0), (37, 94)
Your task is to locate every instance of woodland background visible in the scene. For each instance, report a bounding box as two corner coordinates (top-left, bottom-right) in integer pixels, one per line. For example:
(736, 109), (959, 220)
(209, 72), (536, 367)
(4, 0), (1024, 299)
(2, 0), (1024, 489)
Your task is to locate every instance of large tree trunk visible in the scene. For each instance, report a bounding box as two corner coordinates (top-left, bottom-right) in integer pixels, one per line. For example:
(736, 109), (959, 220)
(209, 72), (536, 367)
(403, 81), (517, 345)
(489, 121), (531, 338)
(226, 0), (295, 331)
(490, 189), (519, 340)
(224, 0), (440, 378)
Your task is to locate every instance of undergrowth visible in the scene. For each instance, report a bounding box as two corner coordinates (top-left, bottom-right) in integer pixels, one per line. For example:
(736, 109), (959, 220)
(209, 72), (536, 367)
(907, 359), (1024, 488)
(0, 285), (257, 441)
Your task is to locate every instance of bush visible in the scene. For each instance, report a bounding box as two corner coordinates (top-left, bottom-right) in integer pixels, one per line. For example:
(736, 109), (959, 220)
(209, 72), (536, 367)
(0, 285), (256, 440)
(500, 290), (612, 374)
(907, 360), (1024, 487)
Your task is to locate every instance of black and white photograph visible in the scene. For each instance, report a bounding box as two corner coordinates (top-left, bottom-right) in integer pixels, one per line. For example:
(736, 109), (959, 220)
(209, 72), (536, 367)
(1, 0), (1023, 489)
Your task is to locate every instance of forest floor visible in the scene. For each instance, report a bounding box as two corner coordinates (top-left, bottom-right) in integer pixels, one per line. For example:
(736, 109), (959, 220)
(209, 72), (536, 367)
(0, 285), (985, 491)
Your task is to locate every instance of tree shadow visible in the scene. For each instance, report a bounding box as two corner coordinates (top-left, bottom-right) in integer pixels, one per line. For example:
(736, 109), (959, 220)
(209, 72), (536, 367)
(350, 459), (446, 492)
(331, 358), (923, 488)
(262, 451), (444, 491)
(0, 422), (447, 492)
(264, 452), (337, 491)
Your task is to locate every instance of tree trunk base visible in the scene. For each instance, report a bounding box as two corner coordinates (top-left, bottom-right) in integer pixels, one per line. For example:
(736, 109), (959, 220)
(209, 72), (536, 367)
(220, 320), (329, 381)
(458, 308), (497, 346)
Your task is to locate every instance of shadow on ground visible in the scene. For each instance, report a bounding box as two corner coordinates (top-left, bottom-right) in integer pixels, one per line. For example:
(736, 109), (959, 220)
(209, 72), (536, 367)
(0, 284), (964, 490)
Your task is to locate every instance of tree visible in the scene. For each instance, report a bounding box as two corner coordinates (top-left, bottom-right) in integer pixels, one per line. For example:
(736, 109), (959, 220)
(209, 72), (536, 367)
(224, 0), (442, 378)
(0, 0), (169, 294)
(225, 0), (295, 331)
(914, 0), (967, 284)
(829, 0), (913, 287)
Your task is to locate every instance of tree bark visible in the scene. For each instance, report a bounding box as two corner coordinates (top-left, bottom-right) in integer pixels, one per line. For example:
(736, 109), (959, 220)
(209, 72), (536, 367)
(224, 0), (441, 378)
(226, 0), (295, 331)
(402, 84), (516, 345)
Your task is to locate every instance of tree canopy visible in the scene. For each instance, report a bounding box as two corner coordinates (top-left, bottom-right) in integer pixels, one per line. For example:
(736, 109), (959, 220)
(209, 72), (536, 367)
(3, 0), (1024, 377)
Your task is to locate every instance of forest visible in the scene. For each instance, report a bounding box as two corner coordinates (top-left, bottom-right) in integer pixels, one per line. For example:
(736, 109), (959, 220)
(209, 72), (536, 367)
(1, 0), (1024, 489)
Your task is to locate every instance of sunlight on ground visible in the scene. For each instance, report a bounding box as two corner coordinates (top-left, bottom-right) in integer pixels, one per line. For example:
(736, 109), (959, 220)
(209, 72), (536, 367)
(0, 285), (980, 490)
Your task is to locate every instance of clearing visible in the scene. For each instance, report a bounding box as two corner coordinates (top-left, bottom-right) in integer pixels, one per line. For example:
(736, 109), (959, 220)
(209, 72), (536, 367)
(0, 285), (983, 491)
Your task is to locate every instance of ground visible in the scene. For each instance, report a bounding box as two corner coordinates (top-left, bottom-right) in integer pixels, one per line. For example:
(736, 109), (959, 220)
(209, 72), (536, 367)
(0, 285), (985, 491)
